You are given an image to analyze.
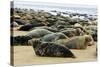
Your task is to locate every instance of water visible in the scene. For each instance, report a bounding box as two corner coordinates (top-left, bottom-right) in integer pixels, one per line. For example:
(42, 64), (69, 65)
(13, 1), (97, 15)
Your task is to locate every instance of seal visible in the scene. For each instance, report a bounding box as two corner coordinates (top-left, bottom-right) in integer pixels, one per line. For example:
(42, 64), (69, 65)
(41, 32), (68, 42)
(14, 19), (26, 25)
(11, 29), (53, 45)
(64, 35), (95, 49)
(61, 29), (76, 37)
(18, 23), (34, 31)
(85, 26), (97, 41)
(26, 29), (53, 38)
(28, 39), (76, 58)
(11, 22), (19, 27)
(11, 36), (32, 45)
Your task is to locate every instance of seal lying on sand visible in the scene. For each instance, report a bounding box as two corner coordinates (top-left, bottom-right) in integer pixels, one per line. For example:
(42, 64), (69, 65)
(26, 29), (53, 38)
(64, 35), (95, 49)
(18, 22), (45, 31)
(44, 27), (59, 32)
(28, 39), (76, 58)
(33, 26), (59, 32)
(86, 30), (97, 41)
(85, 25), (97, 41)
(41, 33), (69, 42)
(12, 29), (53, 45)
(11, 36), (32, 45)
(61, 29), (76, 37)
(14, 19), (26, 25)
(61, 27), (85, 37)
(18, 23), (34, 31)
(11, 22), (19, 27)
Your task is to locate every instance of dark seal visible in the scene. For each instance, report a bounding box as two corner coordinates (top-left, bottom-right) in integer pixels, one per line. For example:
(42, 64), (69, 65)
(28, 39), (76, 58)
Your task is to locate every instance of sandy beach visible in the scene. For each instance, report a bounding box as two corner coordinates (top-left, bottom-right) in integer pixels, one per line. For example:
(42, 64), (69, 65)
(11, 4), (97, 66)
(13, 45), (96, 66)
(11, 28), (97, 66)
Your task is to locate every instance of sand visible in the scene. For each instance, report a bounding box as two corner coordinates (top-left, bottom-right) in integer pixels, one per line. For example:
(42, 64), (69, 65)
(12, 45), (97, 66)
(11, 28), (97, 66)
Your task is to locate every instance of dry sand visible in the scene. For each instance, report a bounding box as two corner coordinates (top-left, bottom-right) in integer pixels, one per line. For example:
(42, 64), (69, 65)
(13, 45), (97, 66)
(11, 28), (97, 66)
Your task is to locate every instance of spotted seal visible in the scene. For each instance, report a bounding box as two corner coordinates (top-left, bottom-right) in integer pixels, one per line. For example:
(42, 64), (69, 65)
(28, 39), (76, 58)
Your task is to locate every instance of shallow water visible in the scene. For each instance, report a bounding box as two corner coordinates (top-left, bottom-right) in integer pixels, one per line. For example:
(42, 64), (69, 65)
(14, 1), (97, 15)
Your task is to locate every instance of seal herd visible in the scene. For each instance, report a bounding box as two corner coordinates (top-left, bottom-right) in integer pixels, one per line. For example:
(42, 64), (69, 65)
(11, 8), (97, 58)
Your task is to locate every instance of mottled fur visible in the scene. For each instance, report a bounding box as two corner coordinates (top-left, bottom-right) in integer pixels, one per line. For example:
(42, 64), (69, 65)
(28, 39), (75, 58)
